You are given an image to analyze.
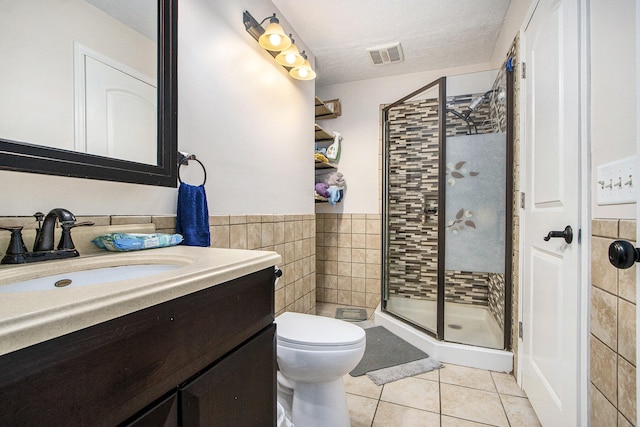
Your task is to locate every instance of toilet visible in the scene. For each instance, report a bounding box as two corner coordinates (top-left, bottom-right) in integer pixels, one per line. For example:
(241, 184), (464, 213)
(275, 312), (366, 427)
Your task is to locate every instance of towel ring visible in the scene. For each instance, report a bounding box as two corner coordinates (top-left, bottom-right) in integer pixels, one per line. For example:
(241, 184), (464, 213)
(178, 156), (207, 185)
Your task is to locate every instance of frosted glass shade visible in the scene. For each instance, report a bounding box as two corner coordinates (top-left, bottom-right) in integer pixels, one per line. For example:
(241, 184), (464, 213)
(258, 22), (291, 51)
(290, 59), (316, 80)
(275, 44), (305, 67)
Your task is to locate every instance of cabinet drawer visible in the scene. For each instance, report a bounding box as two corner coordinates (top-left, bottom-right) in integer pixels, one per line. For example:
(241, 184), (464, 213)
(0, 267), (275, 426)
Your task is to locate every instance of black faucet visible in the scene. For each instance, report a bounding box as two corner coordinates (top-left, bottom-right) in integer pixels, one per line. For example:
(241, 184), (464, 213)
(0, 209), (93, 264)
(33, 208), (77, 252)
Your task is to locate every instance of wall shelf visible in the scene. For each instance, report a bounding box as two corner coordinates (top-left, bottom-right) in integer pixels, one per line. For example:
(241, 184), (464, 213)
(315, 97), (341, 120)
(315, 159), (337, 170)
(314, 123), (334, 141)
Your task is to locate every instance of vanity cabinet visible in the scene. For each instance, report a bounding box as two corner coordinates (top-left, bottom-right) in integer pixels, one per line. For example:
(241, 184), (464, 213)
(0, 267), (276, 427)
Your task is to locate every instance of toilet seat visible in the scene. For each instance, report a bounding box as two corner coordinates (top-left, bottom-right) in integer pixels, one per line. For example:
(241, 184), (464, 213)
(275, 312), (366, 350)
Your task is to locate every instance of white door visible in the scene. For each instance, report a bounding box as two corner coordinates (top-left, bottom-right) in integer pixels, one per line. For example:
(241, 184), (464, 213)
(85, 56), (157, 164)
(520, 0), (584, 425)
(74, 43), (157, 165)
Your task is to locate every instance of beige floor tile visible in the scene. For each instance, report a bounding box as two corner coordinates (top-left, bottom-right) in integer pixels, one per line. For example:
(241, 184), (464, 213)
(344, 374), (383, 399)
(381, 376), (440, 413)
(441, 416), (494, 426)
(491, 371), (525, 397)
(415, 367), (440, 382)
(346, 393), (378, 427)
(441, 383), (508, 427)
(372, 401), (440, 427)
(440, 364), (496, 392)
(500, 394), (541, 426)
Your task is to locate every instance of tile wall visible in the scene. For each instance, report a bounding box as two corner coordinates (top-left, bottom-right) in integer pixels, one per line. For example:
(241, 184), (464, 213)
(209, 214), (317, 316)
(591, 218), (637, 426)
(0, 214), (316, 316)
(315, 213), (382, 309)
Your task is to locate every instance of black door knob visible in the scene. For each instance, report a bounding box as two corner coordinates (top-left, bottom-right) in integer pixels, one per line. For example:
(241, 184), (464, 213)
(543, 225), (573, 244)
(608, 240), (640, 269)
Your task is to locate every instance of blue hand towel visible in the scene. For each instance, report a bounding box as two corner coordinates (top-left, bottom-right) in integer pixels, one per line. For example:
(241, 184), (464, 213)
(176, 182), (210, 247)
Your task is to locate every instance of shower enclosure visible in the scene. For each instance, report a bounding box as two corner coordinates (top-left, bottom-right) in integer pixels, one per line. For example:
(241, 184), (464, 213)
(382, 69), (513, 350)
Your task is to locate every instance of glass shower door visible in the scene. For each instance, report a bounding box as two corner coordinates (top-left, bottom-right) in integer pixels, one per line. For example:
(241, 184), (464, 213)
(382, 78), (444, 338)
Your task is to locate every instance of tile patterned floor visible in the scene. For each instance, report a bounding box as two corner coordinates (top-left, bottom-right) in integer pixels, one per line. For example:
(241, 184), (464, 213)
(316, 303), (542, 426)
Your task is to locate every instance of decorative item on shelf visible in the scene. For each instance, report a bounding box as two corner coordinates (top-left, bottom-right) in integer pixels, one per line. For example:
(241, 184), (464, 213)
(243, 10), (316, 81)
(326, 132), (341, 162)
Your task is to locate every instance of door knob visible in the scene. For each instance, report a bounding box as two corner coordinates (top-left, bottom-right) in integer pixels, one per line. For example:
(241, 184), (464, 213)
(608, 240), (640, 269)
(543, 225), (573, 244)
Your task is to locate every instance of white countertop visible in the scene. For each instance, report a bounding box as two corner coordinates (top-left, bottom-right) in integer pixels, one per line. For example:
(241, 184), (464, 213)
(0, 246), (281, 356)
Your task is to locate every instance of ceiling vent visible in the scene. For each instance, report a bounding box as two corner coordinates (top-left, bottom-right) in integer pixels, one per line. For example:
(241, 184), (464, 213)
(366, 42), (404, 65)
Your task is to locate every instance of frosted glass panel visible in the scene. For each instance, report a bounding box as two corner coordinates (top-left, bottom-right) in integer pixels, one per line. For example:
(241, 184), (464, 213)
(444, 132), (506, 273)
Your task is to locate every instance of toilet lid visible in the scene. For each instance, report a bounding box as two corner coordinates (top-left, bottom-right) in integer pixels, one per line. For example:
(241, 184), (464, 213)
(275, 312), (366, 347)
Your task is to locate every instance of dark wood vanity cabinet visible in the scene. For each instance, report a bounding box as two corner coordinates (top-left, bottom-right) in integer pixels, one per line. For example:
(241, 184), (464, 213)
(0, 267), (277, 427)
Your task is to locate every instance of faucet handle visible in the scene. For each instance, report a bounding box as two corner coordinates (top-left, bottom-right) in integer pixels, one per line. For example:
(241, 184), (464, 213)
(58, 221), (94, 251)
(0, 226), (27, 264)
(33, 212), (44, 228)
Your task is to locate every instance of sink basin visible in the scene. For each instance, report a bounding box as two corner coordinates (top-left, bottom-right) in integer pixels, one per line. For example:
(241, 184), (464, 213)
(0, 264), (182, 292)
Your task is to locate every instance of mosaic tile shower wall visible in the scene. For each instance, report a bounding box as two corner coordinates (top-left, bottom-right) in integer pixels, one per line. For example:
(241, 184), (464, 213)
(386, 93), (498, 307)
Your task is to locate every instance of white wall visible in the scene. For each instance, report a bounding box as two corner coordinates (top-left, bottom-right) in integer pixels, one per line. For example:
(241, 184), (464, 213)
(590, 0), (637, 219)
(316, 62), (492, 214)
(490, 0), (533, 67)
(0, 0), (315, 216)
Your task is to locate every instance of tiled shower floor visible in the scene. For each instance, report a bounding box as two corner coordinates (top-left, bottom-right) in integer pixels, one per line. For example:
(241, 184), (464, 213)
(316, 302), (541, 426)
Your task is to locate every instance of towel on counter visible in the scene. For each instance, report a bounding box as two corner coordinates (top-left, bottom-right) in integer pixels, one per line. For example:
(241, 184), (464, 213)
(176, 182), (210, 247)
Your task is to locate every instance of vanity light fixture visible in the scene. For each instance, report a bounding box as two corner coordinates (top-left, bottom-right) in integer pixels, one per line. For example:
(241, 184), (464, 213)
(289, 51), (316, 81)
(275, 37), (305, 67)
(258, 14), (291, 51)
(243, 10), (316, 81)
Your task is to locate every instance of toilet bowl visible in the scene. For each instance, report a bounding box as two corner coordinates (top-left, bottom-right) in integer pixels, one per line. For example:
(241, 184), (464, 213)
(275, 312), (366, 427)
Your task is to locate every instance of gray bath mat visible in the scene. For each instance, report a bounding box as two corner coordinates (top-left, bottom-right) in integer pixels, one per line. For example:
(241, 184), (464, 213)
(350, 326), (430, 376)
(336, 307), (368, 322)
(366, 357), (442, 385)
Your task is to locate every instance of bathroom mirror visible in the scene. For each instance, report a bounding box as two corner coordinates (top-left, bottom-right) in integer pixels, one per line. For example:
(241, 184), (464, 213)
(0, 0), (177, 187)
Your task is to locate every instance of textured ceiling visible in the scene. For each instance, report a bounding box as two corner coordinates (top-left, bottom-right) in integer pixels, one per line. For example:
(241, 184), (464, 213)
(272, 0), (511, 86)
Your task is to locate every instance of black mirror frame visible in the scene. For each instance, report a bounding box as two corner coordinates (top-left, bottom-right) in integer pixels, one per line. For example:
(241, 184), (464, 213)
(0, 0), (178, 188)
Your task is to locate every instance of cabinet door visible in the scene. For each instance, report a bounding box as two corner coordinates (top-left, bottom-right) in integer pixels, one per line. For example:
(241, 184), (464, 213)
(181, 325), (276, 427)
(121, 393), (178, 427)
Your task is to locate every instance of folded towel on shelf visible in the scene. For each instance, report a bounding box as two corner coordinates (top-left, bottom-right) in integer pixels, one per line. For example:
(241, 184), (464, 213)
(326, 172), (345, 186)
(315, 182), (330, 198)
(314, 152), (329, 163)
(327, 186), (343, 206)
(176, 182), (210, 247)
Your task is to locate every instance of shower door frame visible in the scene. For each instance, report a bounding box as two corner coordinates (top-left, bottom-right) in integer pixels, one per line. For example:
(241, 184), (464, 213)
(381, 73), (514, 350)
(382, 77), (447, 341)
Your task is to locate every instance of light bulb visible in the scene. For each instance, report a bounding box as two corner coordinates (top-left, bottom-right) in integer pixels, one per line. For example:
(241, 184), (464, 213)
(285, 53), (296, 64)
(297, 68), (308, 78)
(269, 33), (282, 47)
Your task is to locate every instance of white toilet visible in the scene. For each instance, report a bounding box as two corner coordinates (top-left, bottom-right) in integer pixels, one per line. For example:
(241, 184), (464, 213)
(275, 312), (366, 427)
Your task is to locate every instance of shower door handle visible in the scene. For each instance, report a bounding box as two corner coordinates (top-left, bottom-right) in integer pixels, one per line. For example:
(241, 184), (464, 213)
(422, 195), (437, 221)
